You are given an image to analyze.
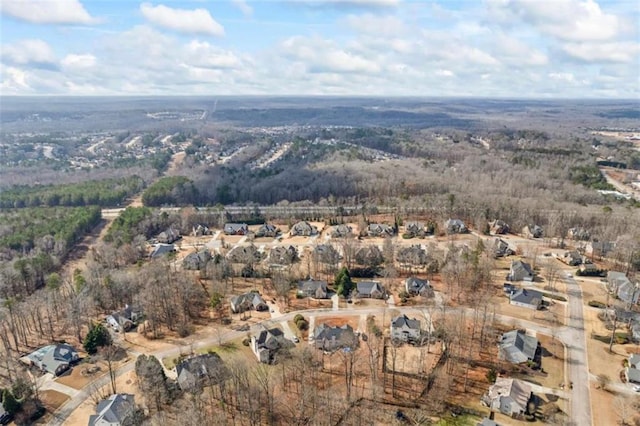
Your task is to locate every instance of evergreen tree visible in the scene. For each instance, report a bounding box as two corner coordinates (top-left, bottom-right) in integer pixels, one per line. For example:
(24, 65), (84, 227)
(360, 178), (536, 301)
(335, 267), (354, 297)
(2, 389), (21, 415)
(83, 322), (111, 355)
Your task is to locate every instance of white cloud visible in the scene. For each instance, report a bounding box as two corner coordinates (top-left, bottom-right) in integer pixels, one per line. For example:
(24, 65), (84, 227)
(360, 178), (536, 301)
(561, 41), (640, 63)
(232, 0), (253, 17)
(435, 69), (454, 77)
(0, 0), (96, 24)
(140, 3), (224, 36)
(1, 39), (56, 65)
(0, 66), (31, 93)
(61, 53), (96, 68)
(184, 41), (243, 69)
(308, 0), (400, 7)
(344, 13), (405, 36)
(487, 0), (622, 42)
(548, 72), (575, 83)
(282, 36), (381, 74)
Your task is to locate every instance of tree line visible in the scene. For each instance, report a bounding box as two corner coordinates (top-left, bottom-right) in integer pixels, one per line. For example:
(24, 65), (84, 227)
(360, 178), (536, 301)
(0, 176), (145, 209)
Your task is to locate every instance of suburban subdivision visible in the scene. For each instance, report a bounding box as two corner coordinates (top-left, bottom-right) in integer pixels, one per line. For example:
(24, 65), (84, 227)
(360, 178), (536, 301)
(0, 97), (639, 426)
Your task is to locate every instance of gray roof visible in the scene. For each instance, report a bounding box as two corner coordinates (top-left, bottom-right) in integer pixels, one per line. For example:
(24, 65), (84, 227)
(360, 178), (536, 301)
(150, 243), (175, 258)
(314, 324), (357, 351)
(629, 354), (640, 369)
(230, 292), (267, 312)
(25, 344), (79, 375)
(298, 279), (328, 293)
(224, 223), (248, 234)
(88, 394), (136, 426)
(511, 260), (533, 278)
(477, 419), (500, 426)
(499, 330), (538, 364)
(626, 366), (640, 383)
(255, 328), (287, 350)
(356, 281), (384, 296)
(391, 314), (420, 330)
(176, 353), (227, 390)
(405, 277), (433, 295)
(510, 288), (543, 307)
(485, 377), (532, 413)
(367, 223), (394, 235)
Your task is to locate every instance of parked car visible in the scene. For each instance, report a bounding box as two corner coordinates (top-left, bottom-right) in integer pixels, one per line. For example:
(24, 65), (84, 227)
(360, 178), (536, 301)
(292, 336), (300, 343)
(633, 385), (640, 392)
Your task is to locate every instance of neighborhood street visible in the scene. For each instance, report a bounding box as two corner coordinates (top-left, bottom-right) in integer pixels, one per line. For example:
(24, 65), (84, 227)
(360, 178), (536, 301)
(48, 298), (590, 426)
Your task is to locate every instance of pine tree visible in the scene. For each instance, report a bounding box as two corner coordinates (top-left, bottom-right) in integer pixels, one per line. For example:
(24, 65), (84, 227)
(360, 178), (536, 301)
(2, 389), (21, 415)
(83, 322), (111, 355)
(335, 267), (353, 297)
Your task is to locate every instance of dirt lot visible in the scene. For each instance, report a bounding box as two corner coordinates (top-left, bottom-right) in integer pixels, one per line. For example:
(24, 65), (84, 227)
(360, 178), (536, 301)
(384, 341), (443, 375)
(40, 390), (70, 413)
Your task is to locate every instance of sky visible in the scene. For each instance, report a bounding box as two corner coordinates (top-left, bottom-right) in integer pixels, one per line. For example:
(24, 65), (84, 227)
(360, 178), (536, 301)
(0, 0), (638, 97)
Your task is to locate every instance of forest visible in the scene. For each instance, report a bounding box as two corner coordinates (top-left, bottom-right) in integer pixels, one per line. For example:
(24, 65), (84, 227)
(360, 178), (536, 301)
(0, 176), (144, 209)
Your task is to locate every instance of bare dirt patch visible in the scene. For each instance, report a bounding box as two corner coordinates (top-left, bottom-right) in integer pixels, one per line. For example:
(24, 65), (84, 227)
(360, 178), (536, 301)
(40, 389), (70, 412)
(56, 361), (108, 390)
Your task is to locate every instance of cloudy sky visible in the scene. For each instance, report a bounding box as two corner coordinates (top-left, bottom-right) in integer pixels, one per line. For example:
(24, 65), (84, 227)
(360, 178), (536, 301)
(1, 0), (638, 97)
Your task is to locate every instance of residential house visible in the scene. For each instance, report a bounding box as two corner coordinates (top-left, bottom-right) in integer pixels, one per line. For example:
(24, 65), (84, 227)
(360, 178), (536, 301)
(404, 221), (426, 238)
(390, 314), (421, 343)
(568, 227), (591, 241)
(522, 225), (543, 239)
(298, 279), (329, 299)
(482, 377), (533, 417)
(313, 324), (358, 352)
(157, 227), (181, 244)
(256, 224), (278, 238)
(396, 244), (428, 266)
(586, 240), (615, 258)
(366, 223), (395, 237)
(330, 224), (353, 238)
(176, 353), (228, 391)
(88, 394), (137, 426)
(509, 289), (543, 310)
(106, 305), (142, 333)
(355, 281), (385, 299)
(268, 245), (298, 265)
(182, 249), (212, 270)
(624, 354), (640, 384)
(561, 251), (583, 266)
(290, 221), (317, 236)
(354, 245), (384, 267)
(251, 328), (292, 363)
(230, 292), (268, 314)
(445, 218), (468, 234)
(223, 223), (249, 236)
(149, 243), (175, 258)
(23, 344), (79, 376)
(191, 224), (210, 237)
(498, 330), (539, 364)
(227, 245), (263, 264)
(405, 277), (434, 297)
(491, 220), (510, 235)
(608, 271), (640, 306)
(313, 244), (341, 264)
(494, 239), (516, 258)
(508, 260), (534, 282)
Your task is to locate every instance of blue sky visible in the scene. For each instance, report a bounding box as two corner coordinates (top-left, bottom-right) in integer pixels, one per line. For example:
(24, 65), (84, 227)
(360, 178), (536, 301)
(1, 0), (638, 97)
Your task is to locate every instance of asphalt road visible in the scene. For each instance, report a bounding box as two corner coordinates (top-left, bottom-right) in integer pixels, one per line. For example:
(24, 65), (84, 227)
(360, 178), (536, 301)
(48, 301), (589, 425)
(559, 275), (593, 426)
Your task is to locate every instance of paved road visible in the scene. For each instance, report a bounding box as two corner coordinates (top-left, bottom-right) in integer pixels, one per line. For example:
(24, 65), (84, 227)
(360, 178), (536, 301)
(48, 303), (579, 425)
(559, 276), (593, 426)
